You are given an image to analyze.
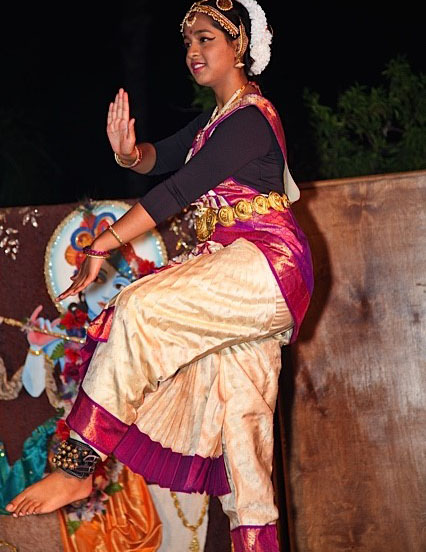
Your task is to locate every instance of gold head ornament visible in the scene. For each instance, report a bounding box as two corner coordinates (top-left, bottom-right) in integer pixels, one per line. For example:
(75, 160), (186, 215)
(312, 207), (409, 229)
(181, 0), (239, 38)
(216, 0), (233, 10)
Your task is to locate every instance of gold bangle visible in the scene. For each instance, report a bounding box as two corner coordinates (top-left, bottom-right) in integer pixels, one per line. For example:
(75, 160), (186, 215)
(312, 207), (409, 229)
(85, 253), (109, 259)
(114, 145), (142, 168)
(107, 224), (125, 246)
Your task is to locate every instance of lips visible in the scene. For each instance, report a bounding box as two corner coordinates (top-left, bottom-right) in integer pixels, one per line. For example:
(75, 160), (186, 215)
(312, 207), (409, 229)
(191, 62), (206, 74)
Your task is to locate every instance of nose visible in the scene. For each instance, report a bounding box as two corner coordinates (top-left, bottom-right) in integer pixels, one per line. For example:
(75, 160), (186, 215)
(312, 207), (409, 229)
(186, 42), (200, 59)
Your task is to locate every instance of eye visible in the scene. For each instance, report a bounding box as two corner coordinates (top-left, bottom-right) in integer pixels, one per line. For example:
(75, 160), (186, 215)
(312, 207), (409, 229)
(183, 41), (191, 49)
(200, 36), (213, 43)
(94, 270), (107, 284)
(114, 282), (126, 291)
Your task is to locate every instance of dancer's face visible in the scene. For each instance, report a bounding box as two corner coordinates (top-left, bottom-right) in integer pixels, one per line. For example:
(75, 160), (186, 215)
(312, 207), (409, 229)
(183, 14), (238, 87)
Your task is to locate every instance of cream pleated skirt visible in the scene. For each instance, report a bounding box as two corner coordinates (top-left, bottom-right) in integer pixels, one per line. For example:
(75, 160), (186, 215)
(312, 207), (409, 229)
(70, 238), (294, 531)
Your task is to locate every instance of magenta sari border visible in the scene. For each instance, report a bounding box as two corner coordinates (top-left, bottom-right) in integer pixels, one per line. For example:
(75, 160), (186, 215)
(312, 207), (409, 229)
(66, 422), (113, 458)
(114, 423), (231, 496)
(264, 254), (305, 344)
(91, 336), (108, 343)
(66, 388), (231, 496)
(66, 387), (130, 455)
(231, 524), (279, 552)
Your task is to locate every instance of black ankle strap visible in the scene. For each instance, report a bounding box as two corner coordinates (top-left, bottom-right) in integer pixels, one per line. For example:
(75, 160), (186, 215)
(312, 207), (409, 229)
(52, 437), (101, 479)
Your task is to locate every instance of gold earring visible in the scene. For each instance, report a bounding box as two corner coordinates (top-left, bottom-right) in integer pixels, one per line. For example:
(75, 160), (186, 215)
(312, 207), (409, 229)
(234, 22), (248, 68)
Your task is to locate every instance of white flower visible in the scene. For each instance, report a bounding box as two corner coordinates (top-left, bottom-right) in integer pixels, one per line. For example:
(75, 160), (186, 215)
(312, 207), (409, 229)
(236, 0), (272, 75)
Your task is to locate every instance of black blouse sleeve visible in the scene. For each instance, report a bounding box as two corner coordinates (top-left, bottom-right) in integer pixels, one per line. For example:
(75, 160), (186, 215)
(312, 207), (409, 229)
(148, 110), (213, 175)
(140, 106), (274, 224)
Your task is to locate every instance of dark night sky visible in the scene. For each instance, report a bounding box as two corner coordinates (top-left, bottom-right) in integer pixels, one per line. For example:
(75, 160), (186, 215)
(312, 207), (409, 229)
(0, 1), (423, 207)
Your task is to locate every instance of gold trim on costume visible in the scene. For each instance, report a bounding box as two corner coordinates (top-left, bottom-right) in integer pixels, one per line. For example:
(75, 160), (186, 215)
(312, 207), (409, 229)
(195, 192), (292, 242)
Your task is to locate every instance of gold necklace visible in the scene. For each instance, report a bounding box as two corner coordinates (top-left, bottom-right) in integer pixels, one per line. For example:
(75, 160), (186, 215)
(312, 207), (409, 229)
(170, 491), (210, 552)
(207, 82), (249, 127)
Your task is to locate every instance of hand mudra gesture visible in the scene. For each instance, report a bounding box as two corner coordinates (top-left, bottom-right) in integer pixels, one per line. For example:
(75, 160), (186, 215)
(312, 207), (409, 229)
(107, 88), (136, 158)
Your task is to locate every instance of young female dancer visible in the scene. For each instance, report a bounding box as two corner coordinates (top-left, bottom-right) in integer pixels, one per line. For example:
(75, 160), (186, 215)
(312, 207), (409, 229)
(7, 2), (313, 549)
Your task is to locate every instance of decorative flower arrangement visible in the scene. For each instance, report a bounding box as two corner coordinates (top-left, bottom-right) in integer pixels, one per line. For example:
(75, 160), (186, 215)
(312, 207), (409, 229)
(59, 309), (89, 331)
(237, 0), (272, 76)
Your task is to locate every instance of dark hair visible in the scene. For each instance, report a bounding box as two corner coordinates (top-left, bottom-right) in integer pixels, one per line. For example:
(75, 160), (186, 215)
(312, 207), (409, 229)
(204, 0), (254, 77)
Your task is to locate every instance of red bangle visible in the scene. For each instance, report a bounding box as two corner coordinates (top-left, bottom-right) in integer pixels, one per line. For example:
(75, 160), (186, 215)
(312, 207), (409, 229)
(82, 246), (110, 258)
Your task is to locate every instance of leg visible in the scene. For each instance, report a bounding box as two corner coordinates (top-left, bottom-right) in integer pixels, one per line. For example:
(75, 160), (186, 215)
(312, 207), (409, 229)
(68, 239), (283, 455)
(218, 336), (283, 552)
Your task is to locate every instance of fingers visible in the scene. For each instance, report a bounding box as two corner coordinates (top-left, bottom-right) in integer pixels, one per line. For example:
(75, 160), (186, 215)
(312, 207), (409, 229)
(123, 91), (130, 121)
(111, 96), (118, 123)
(56, 267), (100, 302)
(107, 102), (114, 126)
(108, 88), (129, 126)
(56, 279), (87, 302)
(30, 305), (43, 323)
(128, 118), (135, 139)
(117, 88), (128, 121)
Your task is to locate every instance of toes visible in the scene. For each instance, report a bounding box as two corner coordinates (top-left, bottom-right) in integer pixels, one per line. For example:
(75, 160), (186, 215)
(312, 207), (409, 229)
(26, 501), (40, 516)
(22, 500), (35, 516)
(6, 494), (27, 515)
(5, 499), (19, 512)
(21, 500), (36, 516)
(14, 497), (32, 517)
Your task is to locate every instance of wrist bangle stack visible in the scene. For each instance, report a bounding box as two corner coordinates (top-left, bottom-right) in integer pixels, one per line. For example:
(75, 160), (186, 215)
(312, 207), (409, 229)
(114, 145), (142, 168)
(82, 246), (111, 259)
(107, 224), (125, 246)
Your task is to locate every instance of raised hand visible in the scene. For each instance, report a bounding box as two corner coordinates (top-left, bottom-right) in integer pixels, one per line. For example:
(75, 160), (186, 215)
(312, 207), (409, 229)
(107, 88), (137, 158)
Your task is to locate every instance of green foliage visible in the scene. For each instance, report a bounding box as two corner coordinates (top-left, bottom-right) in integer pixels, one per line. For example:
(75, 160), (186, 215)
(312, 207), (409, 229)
(304, 57), (426, 179)
(104, 482), (124, 495)
(66, 520), (82, 535)
(190, 78), (216, 111)
(50, 341), (65, 361)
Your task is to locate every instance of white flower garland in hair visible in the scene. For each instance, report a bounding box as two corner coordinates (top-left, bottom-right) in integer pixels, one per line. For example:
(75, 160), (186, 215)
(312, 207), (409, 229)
(236, 0), (272, 75)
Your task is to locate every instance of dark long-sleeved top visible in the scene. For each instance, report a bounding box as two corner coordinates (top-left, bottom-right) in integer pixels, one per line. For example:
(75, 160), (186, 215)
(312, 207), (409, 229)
(139, 106), (285, 224)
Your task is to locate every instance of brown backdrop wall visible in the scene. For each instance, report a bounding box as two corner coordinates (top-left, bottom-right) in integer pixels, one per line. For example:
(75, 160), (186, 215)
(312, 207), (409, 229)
(282, 170), (426, 551)
(1, 171), (425, 551)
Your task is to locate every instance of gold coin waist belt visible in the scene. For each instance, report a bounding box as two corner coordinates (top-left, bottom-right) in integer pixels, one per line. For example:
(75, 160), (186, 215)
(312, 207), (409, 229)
(195, 191), (292, 242)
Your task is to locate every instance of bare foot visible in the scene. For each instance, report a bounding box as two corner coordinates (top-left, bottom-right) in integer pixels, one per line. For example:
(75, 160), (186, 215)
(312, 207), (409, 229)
(5, 469), (92, 517)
